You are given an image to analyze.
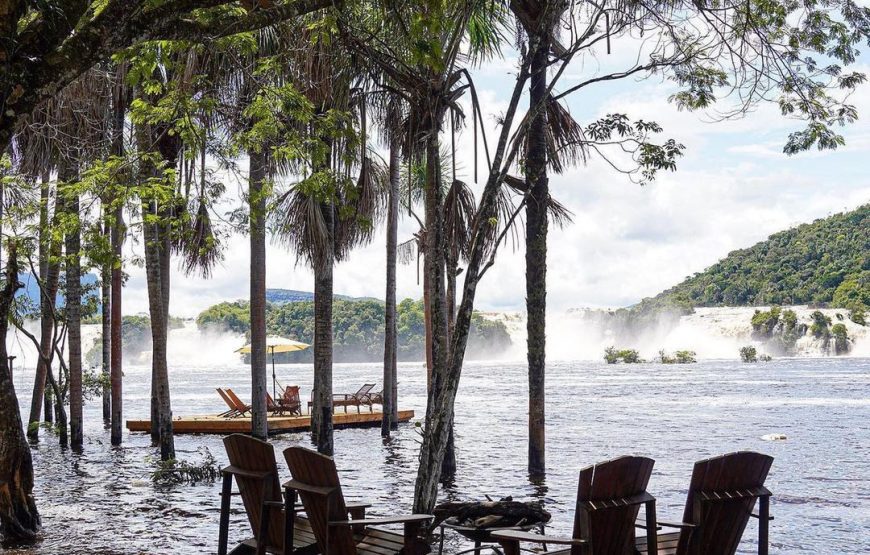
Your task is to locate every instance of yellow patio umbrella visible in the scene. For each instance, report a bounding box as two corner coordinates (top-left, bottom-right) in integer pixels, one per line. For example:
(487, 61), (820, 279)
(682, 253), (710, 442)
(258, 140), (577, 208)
(236, 336), (310, 398)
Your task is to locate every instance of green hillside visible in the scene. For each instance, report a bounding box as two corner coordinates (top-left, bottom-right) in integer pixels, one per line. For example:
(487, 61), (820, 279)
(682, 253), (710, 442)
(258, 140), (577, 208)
(651, 204), (870, 310)
(196, 298), (512, 363)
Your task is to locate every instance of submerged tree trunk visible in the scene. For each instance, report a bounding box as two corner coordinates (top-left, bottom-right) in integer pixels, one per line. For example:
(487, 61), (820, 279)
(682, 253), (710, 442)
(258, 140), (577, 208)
(143, 200), (174, 460)
(100, 241), (111, 425)
(525, 33), (550, 478)
(382, 142), (400, 437)
(248, 150), (269, 440)
(414, 122), (450, 512)
(64, 181), (84, 450)
(0, 247), (41, 541)
(28, 172), (61, 439)
(110, 201), (124, 445)
(110, 75), (126, 445)
(312, 201), (335, 455)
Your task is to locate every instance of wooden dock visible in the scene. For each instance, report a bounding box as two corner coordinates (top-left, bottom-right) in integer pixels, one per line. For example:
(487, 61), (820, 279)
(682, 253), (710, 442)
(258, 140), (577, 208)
(126, 409), (415, 434)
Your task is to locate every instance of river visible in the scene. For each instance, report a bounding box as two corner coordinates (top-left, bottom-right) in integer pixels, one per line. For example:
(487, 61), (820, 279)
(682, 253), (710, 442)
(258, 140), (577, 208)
(6, 356), (870, 554)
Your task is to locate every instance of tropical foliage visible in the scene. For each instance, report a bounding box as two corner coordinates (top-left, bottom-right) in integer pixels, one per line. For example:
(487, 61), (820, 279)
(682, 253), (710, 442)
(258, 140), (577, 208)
(196, 298), (512, 362)
(651, 205), (870, 309)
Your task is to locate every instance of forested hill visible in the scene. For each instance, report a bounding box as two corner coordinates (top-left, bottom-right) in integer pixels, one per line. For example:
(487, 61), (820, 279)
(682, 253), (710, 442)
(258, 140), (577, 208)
(196, 298), (512, 363)
(651, 204), (869, 310)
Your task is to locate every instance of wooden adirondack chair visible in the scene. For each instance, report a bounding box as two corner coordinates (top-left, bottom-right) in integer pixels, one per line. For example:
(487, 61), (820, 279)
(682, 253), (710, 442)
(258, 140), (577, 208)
(637, 451), (774, 555)
(492, 455), (658, 555)
(280, 385), (302, 416)
(307, 383), (377, 414)
(218, 434), (374, 555)
(283, 445), (433, 555)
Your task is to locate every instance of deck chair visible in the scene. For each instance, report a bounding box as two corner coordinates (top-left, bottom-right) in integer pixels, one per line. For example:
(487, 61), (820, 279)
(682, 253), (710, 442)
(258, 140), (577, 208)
(226, 388), (252, 416)
(266, 393), (286, 415)
(283, 445), (433, 554)
(217, 388), (243, 418)
(493, 455), (657, 555)
(307, 384), (377, 414)
(637, 451), (774, 555)
(280, 386), (302, 416)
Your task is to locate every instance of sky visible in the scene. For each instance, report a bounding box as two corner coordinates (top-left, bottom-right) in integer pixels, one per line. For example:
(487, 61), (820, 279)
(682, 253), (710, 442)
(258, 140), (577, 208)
(121, 43), (870, 319)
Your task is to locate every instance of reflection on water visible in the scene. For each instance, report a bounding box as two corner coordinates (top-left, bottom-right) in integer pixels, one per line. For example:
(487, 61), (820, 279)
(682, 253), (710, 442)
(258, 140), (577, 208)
(7, 357), (870, 554)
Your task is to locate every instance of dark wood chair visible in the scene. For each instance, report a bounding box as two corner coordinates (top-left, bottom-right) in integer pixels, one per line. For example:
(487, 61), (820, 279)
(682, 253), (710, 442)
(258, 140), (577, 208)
(637, 451), (774, 555)
(492, 455), (658, 555)
(307, 384), (377, 414)
(218, 434), (316, 555)
(283, 445), (433, 554)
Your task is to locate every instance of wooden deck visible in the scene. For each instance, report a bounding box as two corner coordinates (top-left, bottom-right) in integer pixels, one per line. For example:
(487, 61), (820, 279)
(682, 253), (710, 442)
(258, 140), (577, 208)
(126, 408), (414, 434)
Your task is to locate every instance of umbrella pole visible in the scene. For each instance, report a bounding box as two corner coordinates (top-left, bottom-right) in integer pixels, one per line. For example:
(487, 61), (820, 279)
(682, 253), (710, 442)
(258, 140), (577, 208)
(271, 346), (276, 399)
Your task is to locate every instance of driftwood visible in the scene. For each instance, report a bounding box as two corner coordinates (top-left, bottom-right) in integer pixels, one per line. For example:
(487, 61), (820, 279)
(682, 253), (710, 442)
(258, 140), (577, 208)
(432, 497), (551, 529)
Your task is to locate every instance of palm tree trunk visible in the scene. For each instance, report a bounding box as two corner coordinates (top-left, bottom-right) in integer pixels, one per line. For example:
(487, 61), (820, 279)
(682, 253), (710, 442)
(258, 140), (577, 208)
(143, 202), (174, 460)
(110, 203), (124, 445)
(312, 201), (335, 455)
(110, 71), (126, 445)
(27, 174), (57, 439)
(413, 124), (450, 513)
(0, 245), (41, 541)
(100, 239), (111, 425)
(525, 33), (550, 478)
(63, 180), (84, 449)
(248, 149), (269, 440)
(382, 141), (400, 436)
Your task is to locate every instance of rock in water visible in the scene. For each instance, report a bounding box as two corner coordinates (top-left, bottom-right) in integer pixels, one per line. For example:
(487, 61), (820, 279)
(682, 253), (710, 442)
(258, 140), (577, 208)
(761, 433), (787, 441)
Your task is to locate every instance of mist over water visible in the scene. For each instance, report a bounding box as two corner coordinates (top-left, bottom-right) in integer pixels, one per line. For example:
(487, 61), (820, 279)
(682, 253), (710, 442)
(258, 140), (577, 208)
(493, 306), (870, 361)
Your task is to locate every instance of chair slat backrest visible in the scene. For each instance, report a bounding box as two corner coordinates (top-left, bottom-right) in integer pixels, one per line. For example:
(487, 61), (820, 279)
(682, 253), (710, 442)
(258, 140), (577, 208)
(354, 383), (376, 399)
(225, 389), (249, 411)
(216, 388), (236, 412)
(283, 386), (301, 412)
(284, 446), (357, 555)
(223, 434), (285, 550)
(572, 455), (655, 554)
(677, 451), (774, 555)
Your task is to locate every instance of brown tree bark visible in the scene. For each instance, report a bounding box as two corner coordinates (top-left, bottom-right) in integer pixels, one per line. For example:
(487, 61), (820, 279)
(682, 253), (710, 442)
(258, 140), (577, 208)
(524, 30), (551, 478)
(27, 172), (62, 439)
(109, 76), (126, 445)
(0, 245), (41, 541)
(312, 200), (335, 455)
(248, 149), (269, 440)
(63, 178), (84, 449)
(413, 117), (450, 512)
(382, 141), (400, 436)
(100, 236), (111, 425)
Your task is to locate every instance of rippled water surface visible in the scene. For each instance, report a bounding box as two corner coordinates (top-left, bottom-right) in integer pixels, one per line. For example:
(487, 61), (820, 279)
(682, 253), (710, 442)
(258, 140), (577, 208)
(7, 357), (870, 554)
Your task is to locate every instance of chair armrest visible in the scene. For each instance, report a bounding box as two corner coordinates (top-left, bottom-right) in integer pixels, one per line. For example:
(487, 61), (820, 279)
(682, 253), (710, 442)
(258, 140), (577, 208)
(658, 520), (696, 529)
(490, 530), (587, 546)
(263, 500), (285, 509)
(329, 514), (433, 527)
(283, 479), (338, 497)
(346, 502), (373, 510)
(222, 466), (273, 480)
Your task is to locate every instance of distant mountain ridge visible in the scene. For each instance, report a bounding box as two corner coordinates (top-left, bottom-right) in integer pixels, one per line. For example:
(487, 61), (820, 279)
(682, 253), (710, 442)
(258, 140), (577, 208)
(265, 288), (378, 304)
(647, 203), (869, 310)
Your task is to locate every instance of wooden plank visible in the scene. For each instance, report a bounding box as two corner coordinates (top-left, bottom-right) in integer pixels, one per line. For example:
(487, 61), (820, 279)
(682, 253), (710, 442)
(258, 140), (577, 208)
(126, 409), (414, 434)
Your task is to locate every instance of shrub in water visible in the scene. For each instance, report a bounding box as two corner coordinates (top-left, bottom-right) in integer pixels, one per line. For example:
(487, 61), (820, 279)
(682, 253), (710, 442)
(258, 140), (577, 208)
(740, 346), (758, 363)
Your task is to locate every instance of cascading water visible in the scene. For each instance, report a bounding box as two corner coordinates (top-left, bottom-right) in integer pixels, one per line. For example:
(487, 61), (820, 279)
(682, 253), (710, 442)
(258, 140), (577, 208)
(488, 305), (869, 361)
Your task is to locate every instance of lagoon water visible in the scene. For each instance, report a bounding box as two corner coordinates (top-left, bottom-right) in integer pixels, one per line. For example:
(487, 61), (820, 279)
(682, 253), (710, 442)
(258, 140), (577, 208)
(7, 356), (870, 554)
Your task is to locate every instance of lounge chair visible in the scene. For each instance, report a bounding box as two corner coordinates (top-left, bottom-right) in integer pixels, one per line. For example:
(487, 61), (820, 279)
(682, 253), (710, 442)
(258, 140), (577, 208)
(265, 393), (285, 415)
(636, 451), (774, 555)
(217, 388), (245, 418)
(283, 445), (433, 554)
(279, 385), (302, 416)
(308, 383), (377, 414)
(492, 455), (658, 555)
(225, 388), (252, 416)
